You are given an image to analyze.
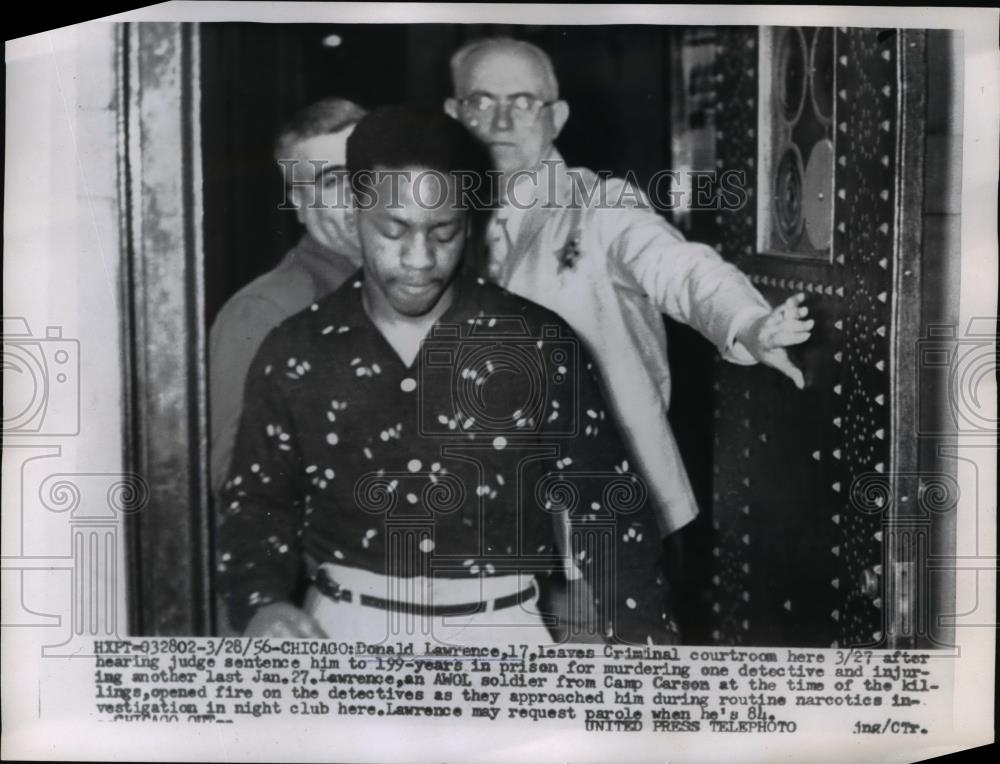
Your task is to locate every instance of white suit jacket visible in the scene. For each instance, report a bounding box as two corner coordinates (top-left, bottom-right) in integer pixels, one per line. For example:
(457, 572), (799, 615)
(489, 153), (772, 534)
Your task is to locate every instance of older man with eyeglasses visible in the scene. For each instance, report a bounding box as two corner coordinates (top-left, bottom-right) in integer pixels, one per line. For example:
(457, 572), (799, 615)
(445, 38), (813, 569)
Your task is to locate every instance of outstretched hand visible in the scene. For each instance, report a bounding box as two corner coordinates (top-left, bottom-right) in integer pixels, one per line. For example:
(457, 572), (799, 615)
(735, 293), (814, 389)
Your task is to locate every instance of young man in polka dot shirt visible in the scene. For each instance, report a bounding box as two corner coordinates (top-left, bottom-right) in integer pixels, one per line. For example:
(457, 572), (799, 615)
(218, 105), (678, 646)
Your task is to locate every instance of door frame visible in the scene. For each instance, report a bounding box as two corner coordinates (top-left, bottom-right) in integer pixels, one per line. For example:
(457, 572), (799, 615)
(118, 21), (213, 635)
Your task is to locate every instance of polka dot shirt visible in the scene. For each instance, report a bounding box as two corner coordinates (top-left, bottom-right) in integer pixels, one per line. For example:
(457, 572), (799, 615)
(218, 271), (677, 643)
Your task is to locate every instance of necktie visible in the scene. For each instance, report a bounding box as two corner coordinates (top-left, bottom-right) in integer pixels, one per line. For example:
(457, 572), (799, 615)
(487, 213), (515, 280)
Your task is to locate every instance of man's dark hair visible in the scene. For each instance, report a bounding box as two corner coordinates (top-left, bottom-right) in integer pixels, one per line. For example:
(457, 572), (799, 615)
(346, 104), (496, 211)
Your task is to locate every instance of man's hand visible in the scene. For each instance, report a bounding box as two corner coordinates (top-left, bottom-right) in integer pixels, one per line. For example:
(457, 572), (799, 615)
(243, 602), (327, 638)
(735, 292), (814, 389)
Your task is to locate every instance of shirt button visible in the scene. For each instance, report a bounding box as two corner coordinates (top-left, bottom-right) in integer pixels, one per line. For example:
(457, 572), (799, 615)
(400, 378), (417, 392)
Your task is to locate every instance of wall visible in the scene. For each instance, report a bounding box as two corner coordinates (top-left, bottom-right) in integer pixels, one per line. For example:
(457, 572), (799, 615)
(2, 20), (127, 745)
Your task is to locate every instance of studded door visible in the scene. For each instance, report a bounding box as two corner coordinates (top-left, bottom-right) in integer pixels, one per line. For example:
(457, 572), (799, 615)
(707, 27), (928, 647)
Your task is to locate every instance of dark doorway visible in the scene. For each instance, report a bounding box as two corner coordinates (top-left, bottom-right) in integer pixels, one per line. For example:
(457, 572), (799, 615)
(200, 23), (682, 325)
(198, 22), (720, 639)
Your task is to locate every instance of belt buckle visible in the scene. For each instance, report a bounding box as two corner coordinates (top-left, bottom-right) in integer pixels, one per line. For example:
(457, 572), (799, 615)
(316, 567), (351, 603)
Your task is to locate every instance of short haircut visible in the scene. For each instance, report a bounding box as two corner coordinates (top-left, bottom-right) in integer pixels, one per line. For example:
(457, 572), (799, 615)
(346, 104), (495, 210)
(449, 37), (559, 100)
(273, 97), (367, 166)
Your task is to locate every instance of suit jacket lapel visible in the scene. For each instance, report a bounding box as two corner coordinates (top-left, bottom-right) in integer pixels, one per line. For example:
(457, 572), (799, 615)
(507, 156), (577, 273)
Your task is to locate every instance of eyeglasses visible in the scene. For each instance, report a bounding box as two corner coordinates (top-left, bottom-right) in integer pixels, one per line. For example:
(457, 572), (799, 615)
(458, 93), (556, 123)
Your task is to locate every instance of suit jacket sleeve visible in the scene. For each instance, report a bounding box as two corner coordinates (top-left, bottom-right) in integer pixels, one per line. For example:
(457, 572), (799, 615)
(209, 295), (290, 495)
(597, 178), (773, 364)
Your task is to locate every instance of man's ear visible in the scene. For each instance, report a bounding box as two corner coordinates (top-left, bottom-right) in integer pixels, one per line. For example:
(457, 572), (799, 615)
(550, 100), (570, 139)
(444, 98), (460, 120)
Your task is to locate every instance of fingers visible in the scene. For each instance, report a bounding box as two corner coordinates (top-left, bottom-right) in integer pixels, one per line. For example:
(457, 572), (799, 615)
(777, 293), (810, 321)
(771, 328), (813, 347)
(784, 292), (808, 312)
(766, 349), (806, 390)
(761, 319), (814, 344)
(762, 294), (814, 348)
(749, 295), (811, 386)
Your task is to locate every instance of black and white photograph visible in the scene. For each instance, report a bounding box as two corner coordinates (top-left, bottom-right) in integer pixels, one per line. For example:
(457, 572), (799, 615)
(2, 3), (996, 762)
(126, 15), (964, 649)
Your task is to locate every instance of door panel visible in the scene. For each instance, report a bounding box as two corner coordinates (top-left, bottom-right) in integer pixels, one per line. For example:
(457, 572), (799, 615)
(708, 27), (931, 647)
